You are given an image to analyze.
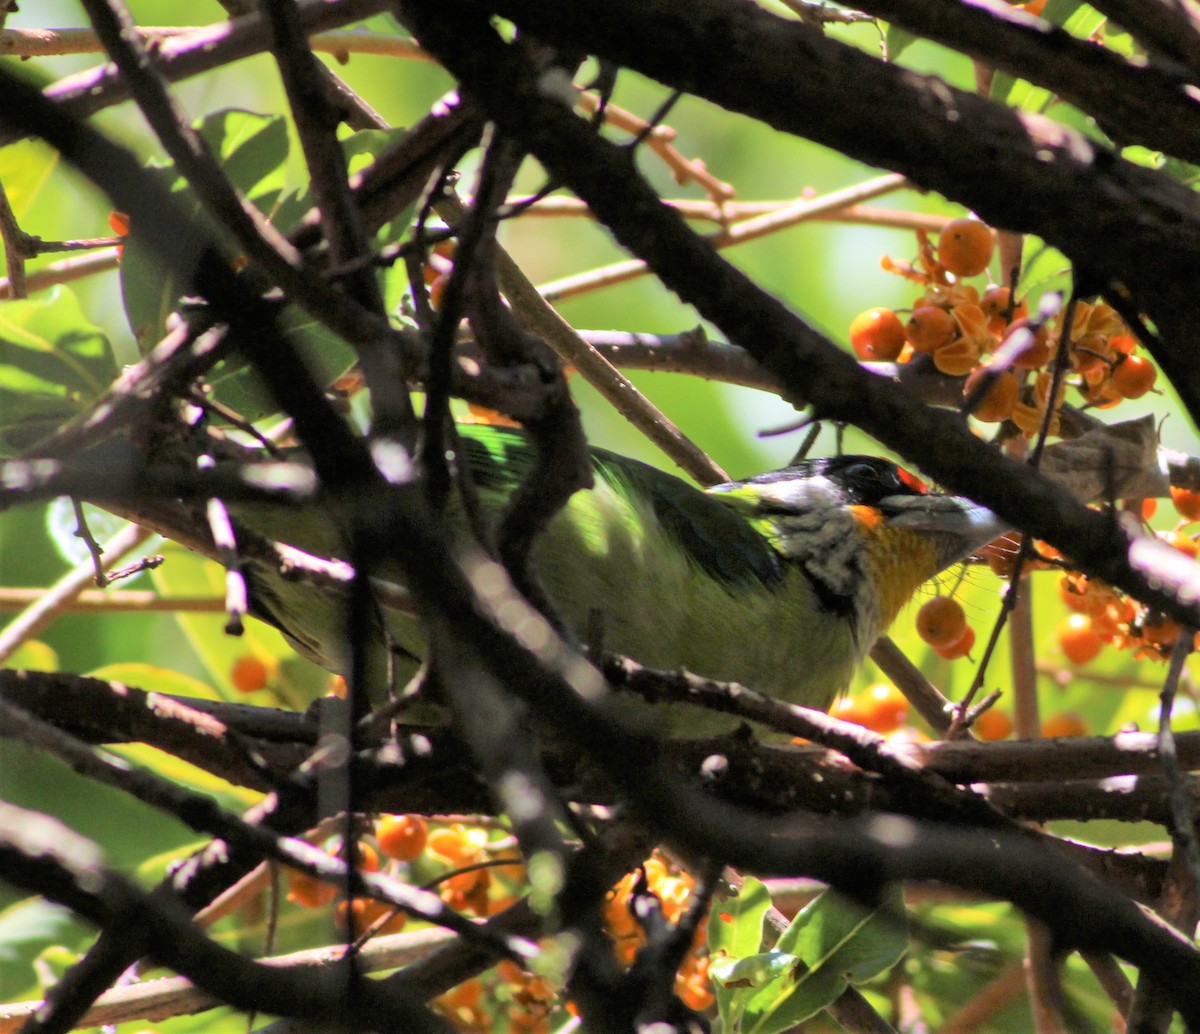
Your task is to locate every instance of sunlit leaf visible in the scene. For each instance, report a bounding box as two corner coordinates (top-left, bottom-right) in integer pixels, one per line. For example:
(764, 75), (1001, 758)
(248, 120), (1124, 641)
(0, 140), (58, 223)
(106, 741), (262, 809)
(0, 897), (89, 1001)
(0, 286), (118, 453)
(709, 876), (770, 959)
(119, 110), (289, 351)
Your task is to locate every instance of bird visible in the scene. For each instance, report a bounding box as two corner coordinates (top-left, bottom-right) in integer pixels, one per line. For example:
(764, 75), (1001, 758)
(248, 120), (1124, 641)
(231, 422), (1005, 730)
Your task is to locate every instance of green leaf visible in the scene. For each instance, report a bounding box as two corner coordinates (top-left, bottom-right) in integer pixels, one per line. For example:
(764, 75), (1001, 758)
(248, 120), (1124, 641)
(0, 897), (90, 1001)
(0, 139), (58, 223)
(105, 740), (262, 809)
(132, 121), (411, 423)
(5, 640), (59, 673)
(119, 110), (289, 351)
(709, 877), (771, 959)
(201, 303), (357, 424)
(884, 25), (917, 63)
(149, 547), (324, 709)
(1161, 156), (1200, 188)
(269, 124), (417, 316)
(0, 286), (119, 453)
(733, 889), (908, 1033)
(991, 2), (1098, 110)
(711, 950), (801, 1032)
(86, 661), (222, 702)
(778, 886), (907, 981)
(1016, 238), (1072, 299)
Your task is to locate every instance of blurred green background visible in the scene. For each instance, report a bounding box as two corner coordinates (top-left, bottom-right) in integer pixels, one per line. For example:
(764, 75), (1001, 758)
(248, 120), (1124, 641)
(0, 3), (1193, 1024)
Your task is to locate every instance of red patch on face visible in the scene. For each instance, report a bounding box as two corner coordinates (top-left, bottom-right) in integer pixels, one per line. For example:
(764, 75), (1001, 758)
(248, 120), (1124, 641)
(897, 467), (927, 494)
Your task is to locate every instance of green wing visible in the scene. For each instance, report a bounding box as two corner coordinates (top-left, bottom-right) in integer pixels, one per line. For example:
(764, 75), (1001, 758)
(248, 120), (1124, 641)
(457, 423), (785, 590)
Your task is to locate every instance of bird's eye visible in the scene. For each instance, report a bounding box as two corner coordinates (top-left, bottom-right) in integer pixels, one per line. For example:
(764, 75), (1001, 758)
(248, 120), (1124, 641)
(841, 462), (879, 483)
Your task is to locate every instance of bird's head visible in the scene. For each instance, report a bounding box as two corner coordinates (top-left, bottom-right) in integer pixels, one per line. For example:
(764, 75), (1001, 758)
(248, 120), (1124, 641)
(710, 456), (1007, 646)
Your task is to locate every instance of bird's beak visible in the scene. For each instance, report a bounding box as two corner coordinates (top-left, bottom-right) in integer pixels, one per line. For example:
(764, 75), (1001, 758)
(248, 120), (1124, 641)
(883, 494), (1011, 567)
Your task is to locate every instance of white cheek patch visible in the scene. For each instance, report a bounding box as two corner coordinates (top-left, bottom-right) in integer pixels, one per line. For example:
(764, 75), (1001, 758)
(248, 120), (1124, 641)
(776, 506), (864, 601)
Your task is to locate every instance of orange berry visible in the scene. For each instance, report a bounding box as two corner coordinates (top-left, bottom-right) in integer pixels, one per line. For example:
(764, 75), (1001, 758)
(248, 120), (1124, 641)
(678, 975), (715, 1012)
(983, 532), (1026, 578)
(849, 307), (906, 361)
(853, 683), (909, 734)
(1058, 613), (1103, 665)
(963, 367), (1019, 422)
(335, 897), (395, 937)
(108, 210), (130, 236)
(444, 865), (491, 897)
(979, 285), (1023, 322)
(1004, 319), (1053, 369)
(287, 868), (337, 908)
(376, 814), (428, 862)
(973, 708), (1012, 741)
(422, 252), (453, 286)
(1059, 573), (1092, 611)
(916, 597), (968, 648)
(322, 836), (380, 873)
(442, 871), (492, 916)
(830, 694), (867, 726)
(1042, 712), (1087, 738)
(1160, 530), (1199, 559)
(427, 825), (478, 866)
(230, 655), (270, 693)
(1140, 498), (1158, 520)
(1171, 486), (1200, 522)
(1111, 355), (1157, 399)
(934, 623), (976, 660)
(904, 306), (957, 353)
(938, 218), (994, 277)
(441, 979), (484, 1011)
(327, 674), (348, 698)
(1090, 601), (1125, 640)
(1142, 614), (1182, 649)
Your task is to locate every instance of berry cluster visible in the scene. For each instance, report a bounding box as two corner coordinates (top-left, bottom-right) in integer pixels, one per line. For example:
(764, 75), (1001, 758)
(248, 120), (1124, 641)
(604, 854), (714, 1012)
(830, 681), (911, 736)
(849, 219), (1158, 431)
(845, 218), (1182, 688)
(436, 962), (562, 1034)
(284, 821), (715, 1028)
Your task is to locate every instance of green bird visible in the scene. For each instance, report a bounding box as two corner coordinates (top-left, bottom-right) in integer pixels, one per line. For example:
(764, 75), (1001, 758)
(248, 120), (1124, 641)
(235, 423), (1004, 727)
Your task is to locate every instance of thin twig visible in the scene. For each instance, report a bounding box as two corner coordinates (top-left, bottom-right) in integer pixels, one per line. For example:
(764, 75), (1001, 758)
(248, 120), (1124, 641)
(1157, 628), (1200, 889)
(534, 172), (908, 302)
(0, 589), (223, 612)
(438, 193), (730, 486)
(70, 498), (109, 587)
(576, 91), (735, 201)
(0, 522), (154, 664)
(0, 25), (427, 61)
(0, 177), (29, 298)
(0, 248), (119, 299)
(939, 963), (1027, 1034)
(509, 194), (954, 232)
